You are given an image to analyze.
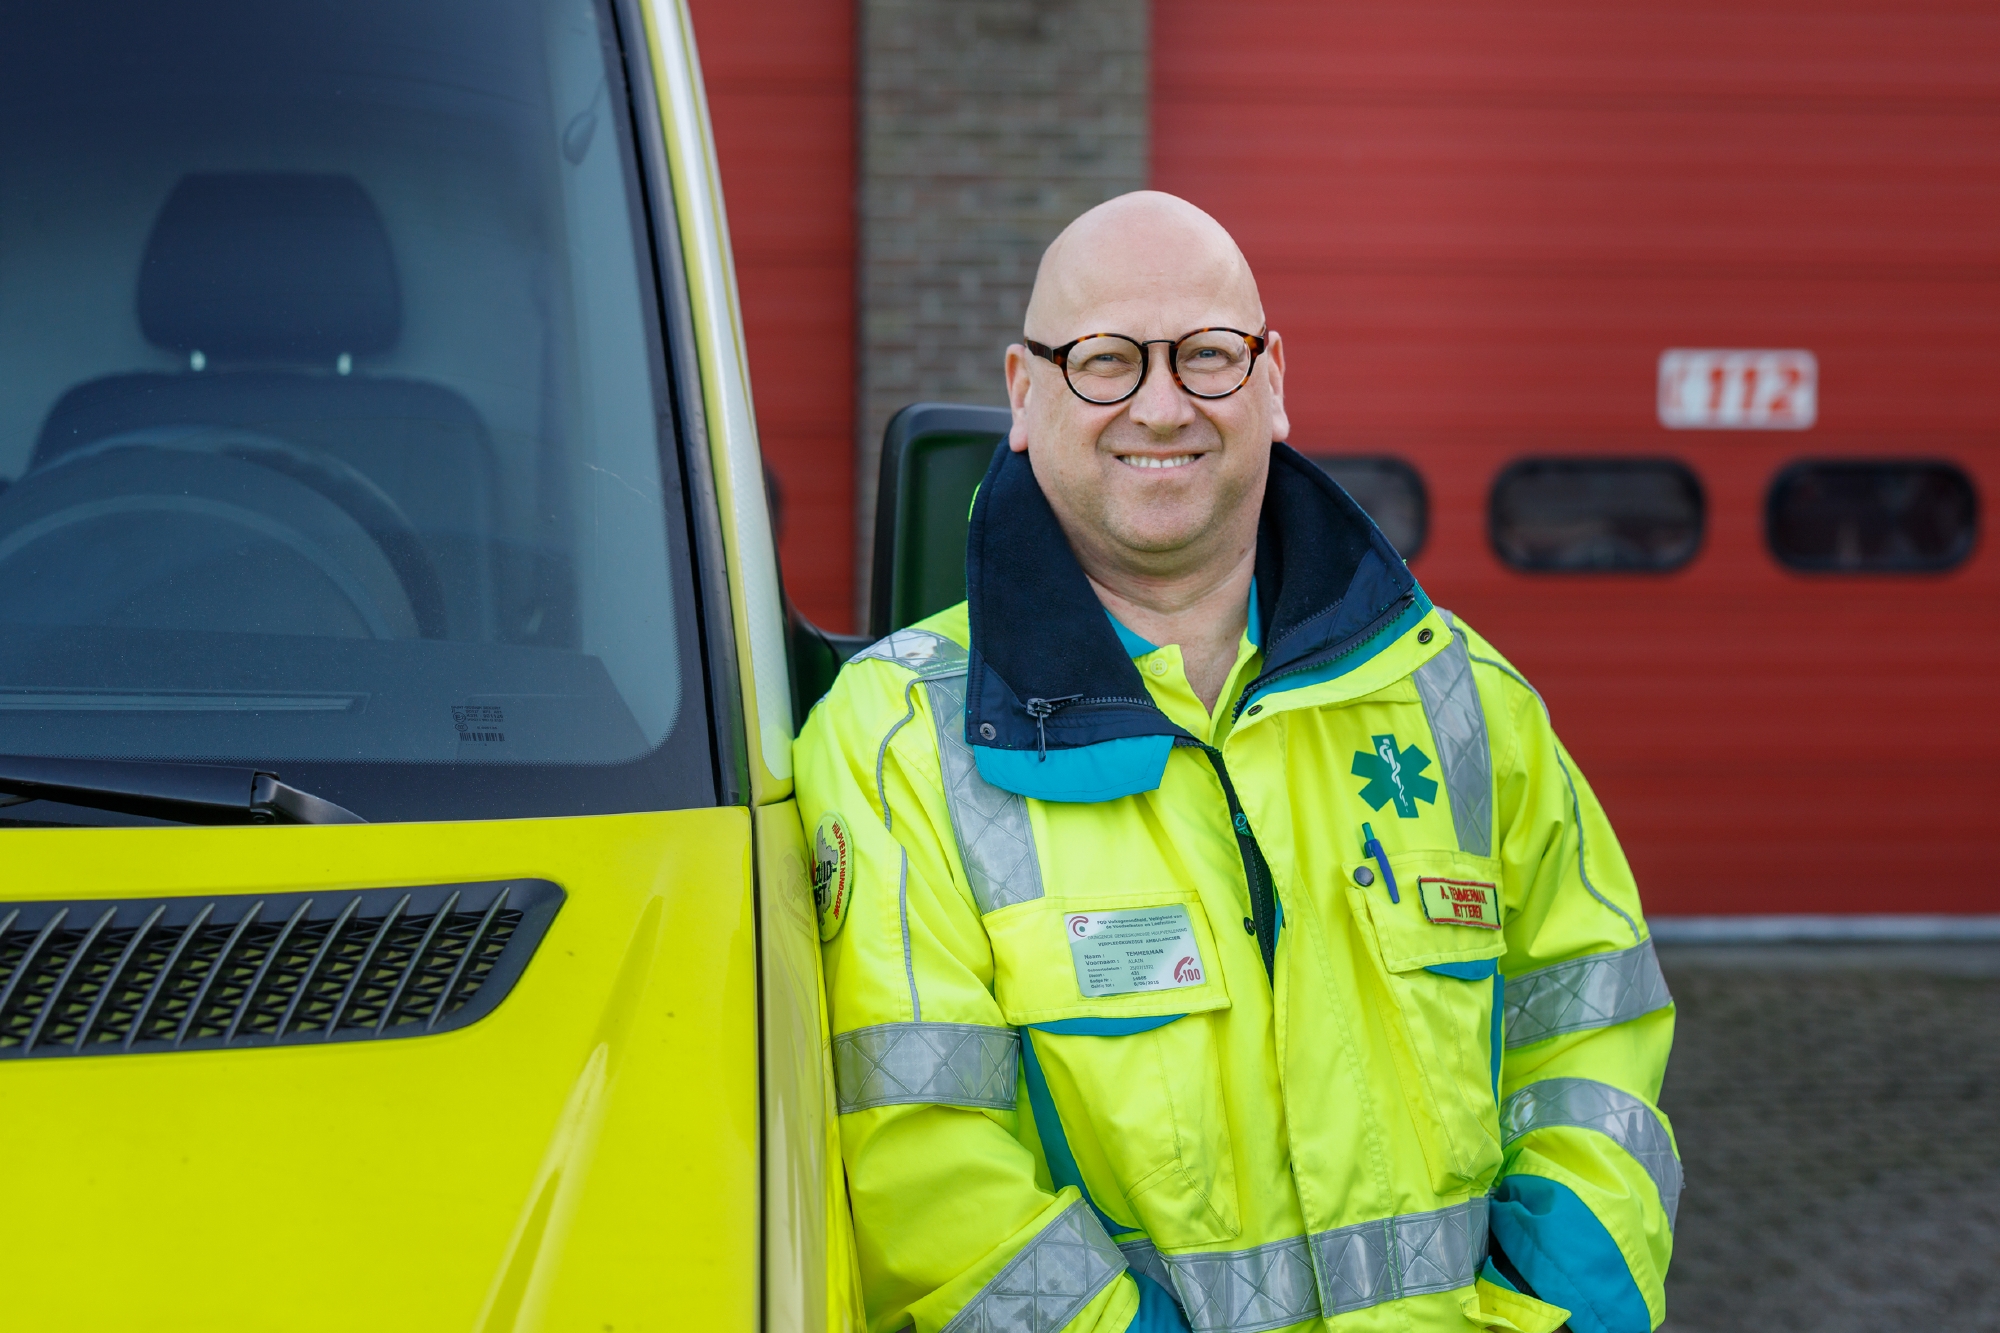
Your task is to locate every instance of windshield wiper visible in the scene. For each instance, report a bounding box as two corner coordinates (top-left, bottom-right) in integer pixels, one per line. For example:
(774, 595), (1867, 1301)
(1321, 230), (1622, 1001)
(0, 754), (364, 826)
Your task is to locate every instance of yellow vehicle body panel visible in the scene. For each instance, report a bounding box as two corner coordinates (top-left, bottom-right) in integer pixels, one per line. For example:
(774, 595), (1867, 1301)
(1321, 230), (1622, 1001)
(0, 810), (758, 1332)
(756, 800), (869, 1333)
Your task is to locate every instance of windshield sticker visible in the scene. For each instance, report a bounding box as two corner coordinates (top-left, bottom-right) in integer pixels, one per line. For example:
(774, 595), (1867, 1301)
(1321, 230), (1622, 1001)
(813, 813), (854, 942)
(1351, 733), (1437, 817)
(452, 704), (506, 744)
(1418, 877), (1501, 929)
(1065, 905), (1206, 998)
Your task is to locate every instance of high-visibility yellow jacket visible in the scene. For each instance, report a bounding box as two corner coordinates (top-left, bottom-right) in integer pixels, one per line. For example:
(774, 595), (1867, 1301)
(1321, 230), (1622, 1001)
(794, 444), (1677, 1333)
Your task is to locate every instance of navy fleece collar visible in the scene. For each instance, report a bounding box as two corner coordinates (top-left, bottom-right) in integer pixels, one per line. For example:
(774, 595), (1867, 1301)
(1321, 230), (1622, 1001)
(964, 443), (1424, 802)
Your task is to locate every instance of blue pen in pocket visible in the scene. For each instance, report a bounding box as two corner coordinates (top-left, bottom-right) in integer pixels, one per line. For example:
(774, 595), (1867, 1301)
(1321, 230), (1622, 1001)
(1361, 822), (1400, 904)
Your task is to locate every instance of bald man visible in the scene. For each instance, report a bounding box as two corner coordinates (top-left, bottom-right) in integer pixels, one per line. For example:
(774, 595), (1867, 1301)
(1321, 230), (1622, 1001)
(796, 193), (1677, 1333)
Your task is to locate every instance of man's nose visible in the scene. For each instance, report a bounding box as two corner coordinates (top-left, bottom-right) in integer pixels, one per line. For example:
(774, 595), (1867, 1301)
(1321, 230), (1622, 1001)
(1127, 341), (1195, 431)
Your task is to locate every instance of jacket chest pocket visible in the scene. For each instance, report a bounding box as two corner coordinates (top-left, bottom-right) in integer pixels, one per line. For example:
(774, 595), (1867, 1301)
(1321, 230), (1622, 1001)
(987, 894), (1241, 1246)
(1355, 848), (1506, 1193)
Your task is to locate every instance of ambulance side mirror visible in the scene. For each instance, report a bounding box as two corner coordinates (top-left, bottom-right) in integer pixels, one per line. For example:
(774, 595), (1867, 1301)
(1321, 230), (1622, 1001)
(867, 402), (1012, 638)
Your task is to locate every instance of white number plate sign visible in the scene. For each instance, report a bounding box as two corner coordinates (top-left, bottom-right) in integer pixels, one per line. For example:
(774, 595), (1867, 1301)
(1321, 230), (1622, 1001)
(1658, 349), (1817, 430)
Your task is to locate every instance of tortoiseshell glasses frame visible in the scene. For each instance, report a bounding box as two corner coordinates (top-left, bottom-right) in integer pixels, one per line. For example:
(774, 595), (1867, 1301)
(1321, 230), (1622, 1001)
(1023, 327), (1270, 405)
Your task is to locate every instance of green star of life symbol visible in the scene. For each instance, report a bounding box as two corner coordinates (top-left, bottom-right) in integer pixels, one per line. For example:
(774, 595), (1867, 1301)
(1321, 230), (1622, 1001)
(1351, 733), (1438, 818)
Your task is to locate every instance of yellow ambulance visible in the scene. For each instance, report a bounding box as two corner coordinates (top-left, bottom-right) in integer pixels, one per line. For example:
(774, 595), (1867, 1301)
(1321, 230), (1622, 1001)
(0, 1), (903, 1326)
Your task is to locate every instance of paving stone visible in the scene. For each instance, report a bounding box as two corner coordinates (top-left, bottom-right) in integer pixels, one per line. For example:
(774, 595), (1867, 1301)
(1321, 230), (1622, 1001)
(1656, 945), (2000, 1332)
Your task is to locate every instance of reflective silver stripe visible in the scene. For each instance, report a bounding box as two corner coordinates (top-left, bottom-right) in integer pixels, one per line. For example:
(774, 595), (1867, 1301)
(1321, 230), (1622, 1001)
(1310, 1198), (1489, 1316)
(875, 679), (919, 832)
(897, 849), (920, 1020)
(854, 626), (969, 677)
(1168, 1234), (1317, 1333)
(866, 627), (968, 833)
(1502, 1078), (1683, 1228)
(1504, 938), (1672, 1049)
(833, 1021), (1019, 1113)
(853, 628), (1044, 913)
(1118, 1238), (1179, 1303)
(1412, 610), (1493, 857)
(926, 673), (1046, 914)
(1163, 1199), (1489, 1333)
(942, 1199), (1127, 1333)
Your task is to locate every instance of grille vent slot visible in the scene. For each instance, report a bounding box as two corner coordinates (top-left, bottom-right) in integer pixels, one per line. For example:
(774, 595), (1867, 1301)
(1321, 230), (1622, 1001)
(0, 880), (561, 1059)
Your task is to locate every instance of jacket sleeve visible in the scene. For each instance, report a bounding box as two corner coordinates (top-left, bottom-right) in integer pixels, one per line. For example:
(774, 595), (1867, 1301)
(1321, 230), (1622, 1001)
(794, 657), (1146, 1333)
(1461, 623), (1679, 1333)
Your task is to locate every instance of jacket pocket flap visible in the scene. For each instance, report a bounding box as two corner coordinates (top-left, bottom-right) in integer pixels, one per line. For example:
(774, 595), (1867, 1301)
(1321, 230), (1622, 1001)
(987, 894), (1232, 1025)
(1358, 847), (1508, 973)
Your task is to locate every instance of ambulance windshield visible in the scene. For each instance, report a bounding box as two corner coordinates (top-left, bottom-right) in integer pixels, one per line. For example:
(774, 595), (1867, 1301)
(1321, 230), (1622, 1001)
(0, 0), (715, 821)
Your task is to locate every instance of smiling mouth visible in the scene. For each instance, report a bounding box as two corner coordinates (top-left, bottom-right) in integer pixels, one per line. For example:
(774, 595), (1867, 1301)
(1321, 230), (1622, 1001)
(1116, 454), (1200, 470)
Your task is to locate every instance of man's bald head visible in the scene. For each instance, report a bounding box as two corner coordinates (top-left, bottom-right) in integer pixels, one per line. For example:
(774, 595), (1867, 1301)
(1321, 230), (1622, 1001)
(1024, 191), (1265, 343)
(1003, 191), (1288, 603)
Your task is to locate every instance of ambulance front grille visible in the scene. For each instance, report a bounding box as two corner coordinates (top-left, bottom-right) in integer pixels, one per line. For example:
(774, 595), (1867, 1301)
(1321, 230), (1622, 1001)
(0, 879), (562, 1058)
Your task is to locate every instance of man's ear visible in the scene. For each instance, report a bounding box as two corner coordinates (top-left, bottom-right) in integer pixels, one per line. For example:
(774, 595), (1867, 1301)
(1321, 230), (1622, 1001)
(1003, 343), (1033, 452)
(1262, 330), (1290, 444)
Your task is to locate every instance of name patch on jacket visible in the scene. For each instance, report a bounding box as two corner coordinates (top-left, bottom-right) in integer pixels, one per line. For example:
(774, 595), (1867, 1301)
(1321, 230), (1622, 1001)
(1418, 877), (1500, 929)
(1064, 905), (1206, 997)
(813, 812), (854, 941)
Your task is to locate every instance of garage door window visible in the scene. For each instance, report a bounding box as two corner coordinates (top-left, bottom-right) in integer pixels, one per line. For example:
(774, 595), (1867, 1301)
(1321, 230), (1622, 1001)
(1304, 455), (1428, 559)
(1490, 458), (1704, 572)
(1766, 460), (1978, 573)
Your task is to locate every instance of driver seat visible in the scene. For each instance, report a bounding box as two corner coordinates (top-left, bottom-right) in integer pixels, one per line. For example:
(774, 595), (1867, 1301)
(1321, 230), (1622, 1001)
(30, 172), (499, 640)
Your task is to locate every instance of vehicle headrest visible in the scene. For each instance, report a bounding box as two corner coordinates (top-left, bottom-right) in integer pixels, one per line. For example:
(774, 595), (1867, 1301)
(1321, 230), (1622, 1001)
(137, 173), (401, 361)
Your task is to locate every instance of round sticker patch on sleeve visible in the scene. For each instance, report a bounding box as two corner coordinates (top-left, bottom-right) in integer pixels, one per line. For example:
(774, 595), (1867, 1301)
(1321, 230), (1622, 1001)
(812, 812), (854, 941)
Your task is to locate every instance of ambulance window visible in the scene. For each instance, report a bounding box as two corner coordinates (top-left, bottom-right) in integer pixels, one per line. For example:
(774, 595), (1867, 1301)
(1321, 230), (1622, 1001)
(1489, 459), (1704, 572)
(1304, 456), (1428, 560)
(1766, 461), (1978, 573)
(0, 0), (715, 821)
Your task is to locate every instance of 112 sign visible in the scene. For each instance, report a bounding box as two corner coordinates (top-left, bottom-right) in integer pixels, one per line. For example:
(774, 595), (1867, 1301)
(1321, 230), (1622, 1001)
(1658, 349), (1817, 429)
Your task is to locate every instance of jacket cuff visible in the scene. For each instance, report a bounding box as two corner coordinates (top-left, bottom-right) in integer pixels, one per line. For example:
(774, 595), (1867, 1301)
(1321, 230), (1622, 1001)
(1489, 1174), (1654, 1333)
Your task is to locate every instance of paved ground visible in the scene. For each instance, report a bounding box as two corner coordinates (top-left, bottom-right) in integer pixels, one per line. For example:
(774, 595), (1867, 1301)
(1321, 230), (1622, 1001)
(1655, 944), (2000, 1332)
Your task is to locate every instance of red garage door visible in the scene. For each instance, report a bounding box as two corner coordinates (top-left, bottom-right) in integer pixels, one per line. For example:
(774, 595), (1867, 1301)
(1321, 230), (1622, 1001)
(1154, 1), (2000, 916)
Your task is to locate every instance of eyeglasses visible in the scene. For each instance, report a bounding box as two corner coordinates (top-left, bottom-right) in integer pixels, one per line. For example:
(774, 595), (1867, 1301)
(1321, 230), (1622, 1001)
(1024, 327), (1269, 405)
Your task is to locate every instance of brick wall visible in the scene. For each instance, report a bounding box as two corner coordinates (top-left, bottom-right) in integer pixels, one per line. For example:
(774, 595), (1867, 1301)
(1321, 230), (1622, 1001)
(855, 0), (1149, 621)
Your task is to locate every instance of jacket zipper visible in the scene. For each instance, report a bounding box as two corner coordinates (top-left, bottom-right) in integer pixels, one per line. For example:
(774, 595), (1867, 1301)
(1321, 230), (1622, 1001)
(1014, 692), (1278, 981)
(1020, 693), (1158, 759)
(1179, 737), (1277, 982)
